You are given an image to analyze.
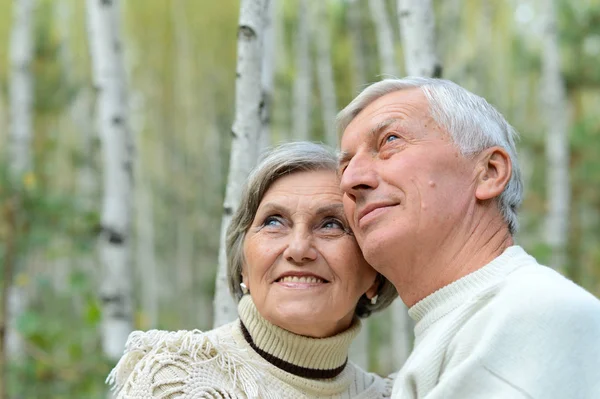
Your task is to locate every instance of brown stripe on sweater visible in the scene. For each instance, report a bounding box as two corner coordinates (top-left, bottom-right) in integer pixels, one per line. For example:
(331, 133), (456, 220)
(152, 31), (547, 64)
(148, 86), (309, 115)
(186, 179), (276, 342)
(239, 321), (347, 379)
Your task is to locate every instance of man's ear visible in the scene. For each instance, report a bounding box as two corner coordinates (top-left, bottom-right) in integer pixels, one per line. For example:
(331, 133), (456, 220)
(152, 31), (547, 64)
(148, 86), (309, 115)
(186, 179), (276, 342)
(475, 146), (512, 201)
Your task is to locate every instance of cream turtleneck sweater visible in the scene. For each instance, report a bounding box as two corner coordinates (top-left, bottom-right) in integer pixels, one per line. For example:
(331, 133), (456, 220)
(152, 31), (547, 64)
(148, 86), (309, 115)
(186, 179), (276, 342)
(109, 295), (392, 398)
(392, 245), (600, 398)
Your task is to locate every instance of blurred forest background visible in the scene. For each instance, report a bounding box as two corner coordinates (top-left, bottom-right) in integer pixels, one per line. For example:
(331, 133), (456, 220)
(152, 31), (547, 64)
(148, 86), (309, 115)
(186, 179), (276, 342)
(0, 0), (599, 397)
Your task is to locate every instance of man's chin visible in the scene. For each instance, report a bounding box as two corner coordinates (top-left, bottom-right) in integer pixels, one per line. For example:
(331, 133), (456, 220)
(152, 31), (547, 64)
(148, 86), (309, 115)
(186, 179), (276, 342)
(358, 229), (402, 269)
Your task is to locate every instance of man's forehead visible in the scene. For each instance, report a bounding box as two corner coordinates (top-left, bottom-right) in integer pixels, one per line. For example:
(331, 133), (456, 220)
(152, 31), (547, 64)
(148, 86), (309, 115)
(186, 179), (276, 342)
(345, 89), (426, 129)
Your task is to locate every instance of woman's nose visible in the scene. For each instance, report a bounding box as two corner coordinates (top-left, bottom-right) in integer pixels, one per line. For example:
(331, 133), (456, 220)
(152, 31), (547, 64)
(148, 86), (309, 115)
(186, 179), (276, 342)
(283, 228), (317, 264)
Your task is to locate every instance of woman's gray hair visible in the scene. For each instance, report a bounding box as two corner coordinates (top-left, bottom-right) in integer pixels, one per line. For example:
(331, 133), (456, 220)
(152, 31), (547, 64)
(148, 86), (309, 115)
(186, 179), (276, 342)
(226, 141), (397, 318)
(336, 77), (524, 234)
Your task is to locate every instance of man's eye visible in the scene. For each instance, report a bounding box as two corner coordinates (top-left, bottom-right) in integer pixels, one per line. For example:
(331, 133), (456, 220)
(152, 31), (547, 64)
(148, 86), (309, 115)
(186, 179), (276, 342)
(385, 134), (400, 143)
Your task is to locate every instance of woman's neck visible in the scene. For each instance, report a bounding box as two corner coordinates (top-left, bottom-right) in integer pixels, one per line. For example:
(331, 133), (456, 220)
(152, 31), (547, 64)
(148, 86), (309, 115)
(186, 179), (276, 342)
(237, 295), (361, 378)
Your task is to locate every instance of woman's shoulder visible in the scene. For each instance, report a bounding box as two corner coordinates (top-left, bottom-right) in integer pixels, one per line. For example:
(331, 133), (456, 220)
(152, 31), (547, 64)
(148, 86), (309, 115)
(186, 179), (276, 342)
(107, 323), (241, 397)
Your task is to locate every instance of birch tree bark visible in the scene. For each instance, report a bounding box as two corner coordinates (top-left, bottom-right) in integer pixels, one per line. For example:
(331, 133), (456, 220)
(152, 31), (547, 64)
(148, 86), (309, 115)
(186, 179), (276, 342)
(310, 1), (338, 146)
(259, 0), (275, 152)
(369, 0), (398, 77)
(397, 0), (442, 77)
(1, 0), (36, 378)
(86, 0), (135, 361)
(8, 0), (35, 179)
(292, 0), (311, 141)
(213, 0), (268, 328)
(346, 0), (368, 88)
(541, 0), (570, 272)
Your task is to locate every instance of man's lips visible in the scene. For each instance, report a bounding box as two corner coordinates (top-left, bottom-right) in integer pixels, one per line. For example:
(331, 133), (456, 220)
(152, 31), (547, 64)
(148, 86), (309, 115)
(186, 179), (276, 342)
(357, 202), (398, 226)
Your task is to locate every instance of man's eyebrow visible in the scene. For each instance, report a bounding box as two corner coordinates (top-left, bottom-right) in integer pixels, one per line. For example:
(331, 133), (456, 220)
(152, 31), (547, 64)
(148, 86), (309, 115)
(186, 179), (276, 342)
(338, 150), (352, 167)
(369, 118), (401, 139)
(338, 118), (401, 167)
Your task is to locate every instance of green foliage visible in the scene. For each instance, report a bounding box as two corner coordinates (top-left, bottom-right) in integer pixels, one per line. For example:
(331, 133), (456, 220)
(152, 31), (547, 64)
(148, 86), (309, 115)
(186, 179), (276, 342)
(559, 0), (600, 90)
(33, 0), (79, 114)
(8, 272), (112, 399)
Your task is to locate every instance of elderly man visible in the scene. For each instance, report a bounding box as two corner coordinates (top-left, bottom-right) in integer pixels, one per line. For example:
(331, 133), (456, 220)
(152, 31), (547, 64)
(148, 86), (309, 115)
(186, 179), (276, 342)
(337, 77), (600, 398)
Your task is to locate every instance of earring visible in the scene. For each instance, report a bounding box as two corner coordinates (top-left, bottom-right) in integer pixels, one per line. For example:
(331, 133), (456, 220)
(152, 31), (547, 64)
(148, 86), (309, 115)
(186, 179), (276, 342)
(370, 295), (378, 305)
(240, 282), (249, 295)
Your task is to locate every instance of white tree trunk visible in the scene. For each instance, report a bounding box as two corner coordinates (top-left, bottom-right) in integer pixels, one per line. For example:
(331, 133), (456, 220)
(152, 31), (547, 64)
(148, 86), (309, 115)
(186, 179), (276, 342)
(176, 218), (194, 326)
(391, 299), (413, 368)
(6, 0), (36, 362)
(369, 0), (398, 77)
(213, 0), (268, 328)
(259, 0), (275, 153)
(349, 321), (369, 369)
(8, 0), (35, 179)
(292, 0), (311, 141)
(541, 0), (570, 272)
(129, 80), (159, 329)
(86, 0), (135, 361)
(346, 0), (368, 88)
(397, 0), (442, 77)
(310, 1), (338, 146)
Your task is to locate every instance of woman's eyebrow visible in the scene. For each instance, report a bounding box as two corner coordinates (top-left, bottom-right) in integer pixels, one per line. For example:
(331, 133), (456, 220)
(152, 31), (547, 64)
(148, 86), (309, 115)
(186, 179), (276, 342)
(256, 202), (287, 215)
(314, 203), (345, 216)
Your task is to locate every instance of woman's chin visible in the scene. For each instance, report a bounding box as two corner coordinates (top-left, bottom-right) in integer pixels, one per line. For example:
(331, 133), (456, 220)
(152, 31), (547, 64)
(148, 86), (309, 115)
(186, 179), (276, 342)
(261, 300), (352, 338)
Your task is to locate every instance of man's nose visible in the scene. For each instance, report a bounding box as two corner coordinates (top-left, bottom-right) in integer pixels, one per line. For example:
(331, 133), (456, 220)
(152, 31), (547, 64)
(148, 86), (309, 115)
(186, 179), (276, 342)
(283, 228), (318, 264)
(340, 153), (378, 203)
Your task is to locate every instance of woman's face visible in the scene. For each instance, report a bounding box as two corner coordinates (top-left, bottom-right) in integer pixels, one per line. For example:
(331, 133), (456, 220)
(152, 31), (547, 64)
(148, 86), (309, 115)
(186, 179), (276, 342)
(242, 170), (378, 338)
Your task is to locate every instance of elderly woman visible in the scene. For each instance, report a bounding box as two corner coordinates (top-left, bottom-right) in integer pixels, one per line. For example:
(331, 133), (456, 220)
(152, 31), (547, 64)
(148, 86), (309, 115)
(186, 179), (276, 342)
(108, 142), (397, 398)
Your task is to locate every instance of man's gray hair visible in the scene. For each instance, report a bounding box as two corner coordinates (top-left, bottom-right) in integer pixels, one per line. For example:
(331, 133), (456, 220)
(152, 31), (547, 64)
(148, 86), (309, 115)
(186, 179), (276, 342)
(336, 77), (523, 234)
(227, 141), (397, 318)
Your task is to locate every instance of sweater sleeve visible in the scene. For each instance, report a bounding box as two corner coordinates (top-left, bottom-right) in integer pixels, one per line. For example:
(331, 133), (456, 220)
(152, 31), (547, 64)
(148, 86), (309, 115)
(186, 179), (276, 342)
(107, 329), (244, 399)
(425, 278), (600, 399)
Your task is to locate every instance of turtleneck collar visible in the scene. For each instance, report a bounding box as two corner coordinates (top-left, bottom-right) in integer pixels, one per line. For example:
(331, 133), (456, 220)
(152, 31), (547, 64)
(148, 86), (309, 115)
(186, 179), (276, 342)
(236, 295), (361, 379)
(408, 245), (534, 336)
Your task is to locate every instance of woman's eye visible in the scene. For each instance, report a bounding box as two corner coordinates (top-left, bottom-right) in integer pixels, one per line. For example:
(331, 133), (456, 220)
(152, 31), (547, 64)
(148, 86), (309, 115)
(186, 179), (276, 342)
(263, 216), (283, 227)
(321, 218), (345, 230)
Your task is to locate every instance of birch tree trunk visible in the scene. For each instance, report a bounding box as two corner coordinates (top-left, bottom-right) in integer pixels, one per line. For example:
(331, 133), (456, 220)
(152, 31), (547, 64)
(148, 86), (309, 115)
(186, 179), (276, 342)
(397, 0), (442, 77)
(259, 0), (275, 153)
(213, 0), (268, 328)
(1, 0), (36, 382)
(310, 1), (338, 146)
(292, 0), (311, 141)
(86, 0), (135, 361)
(369, 0), (398, 77)
(8, 0), (35, 178)
(541, 0), (570, 272)
(346, 0), (368, 88)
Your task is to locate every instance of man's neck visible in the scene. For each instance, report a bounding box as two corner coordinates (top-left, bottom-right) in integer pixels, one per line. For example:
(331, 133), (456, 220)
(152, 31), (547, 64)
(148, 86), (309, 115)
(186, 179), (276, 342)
(394, 216), (514, 308)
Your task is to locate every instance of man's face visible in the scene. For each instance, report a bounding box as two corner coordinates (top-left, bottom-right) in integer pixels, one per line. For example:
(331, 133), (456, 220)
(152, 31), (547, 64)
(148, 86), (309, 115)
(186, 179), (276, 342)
(339, 89), (479, 277)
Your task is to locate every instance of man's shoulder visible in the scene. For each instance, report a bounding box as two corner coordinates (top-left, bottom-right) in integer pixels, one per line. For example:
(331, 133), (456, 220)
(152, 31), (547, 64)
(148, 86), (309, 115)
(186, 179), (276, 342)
(494, 258), (600, 318)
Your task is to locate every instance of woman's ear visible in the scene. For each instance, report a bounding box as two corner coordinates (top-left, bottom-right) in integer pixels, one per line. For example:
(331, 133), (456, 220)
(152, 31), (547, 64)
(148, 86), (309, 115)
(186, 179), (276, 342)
(475, 146), (512, 201)
(241, 270), (249, 290)
(365, 278), (379, 300)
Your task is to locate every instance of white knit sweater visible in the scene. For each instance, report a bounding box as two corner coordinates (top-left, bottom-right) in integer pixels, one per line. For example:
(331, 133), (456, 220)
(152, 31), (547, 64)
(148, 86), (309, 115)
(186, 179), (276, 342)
(392, 245), (600, 398)
(109, 295), (392, 398)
